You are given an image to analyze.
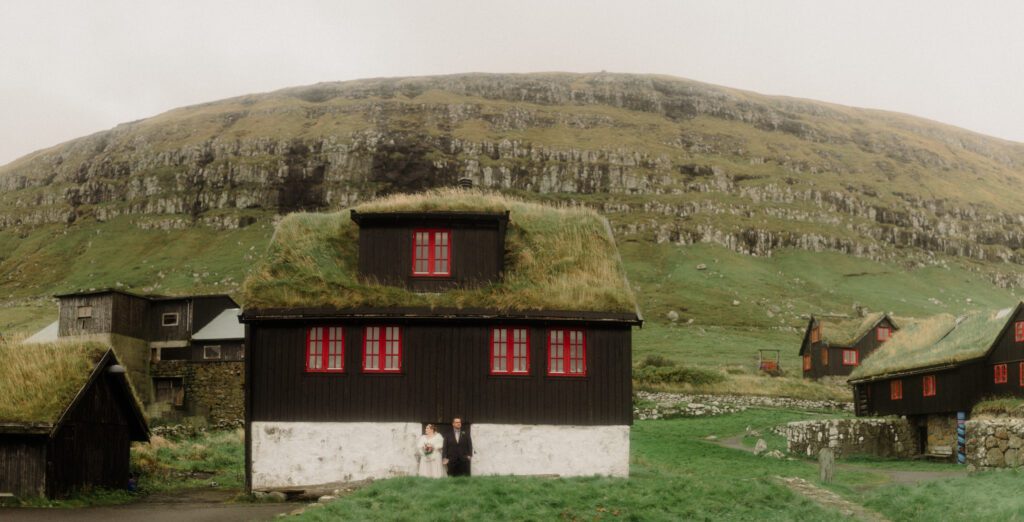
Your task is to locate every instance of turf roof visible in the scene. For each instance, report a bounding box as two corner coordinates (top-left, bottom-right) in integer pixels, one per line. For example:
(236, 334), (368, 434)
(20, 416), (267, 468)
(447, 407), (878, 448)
(850, 306), (1019, 380)
(0, 340), (109, 424)
(816, 312), (890, 346)
(242, 189), (639, 315)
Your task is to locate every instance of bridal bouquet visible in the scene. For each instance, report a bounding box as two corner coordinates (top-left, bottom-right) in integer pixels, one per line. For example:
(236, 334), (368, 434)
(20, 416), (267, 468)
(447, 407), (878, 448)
(423, 443), (434, 456)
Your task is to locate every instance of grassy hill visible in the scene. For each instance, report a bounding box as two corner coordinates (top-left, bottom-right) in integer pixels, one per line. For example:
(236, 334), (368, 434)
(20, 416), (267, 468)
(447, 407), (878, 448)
(1, 72), (1022, 375)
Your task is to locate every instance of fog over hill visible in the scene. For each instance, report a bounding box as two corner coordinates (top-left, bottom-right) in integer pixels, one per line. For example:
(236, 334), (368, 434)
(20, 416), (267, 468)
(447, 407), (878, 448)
(1, 73), (1022, 336)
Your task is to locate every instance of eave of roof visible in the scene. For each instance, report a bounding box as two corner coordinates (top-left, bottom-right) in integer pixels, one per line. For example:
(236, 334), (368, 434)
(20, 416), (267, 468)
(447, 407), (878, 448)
(350, 210), (510, 227)
(53, 288), (238, 307)
(241, 306), (643, 325)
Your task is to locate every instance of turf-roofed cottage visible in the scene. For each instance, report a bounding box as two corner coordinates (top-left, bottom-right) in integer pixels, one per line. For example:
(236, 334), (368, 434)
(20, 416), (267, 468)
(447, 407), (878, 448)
(241, 190), (641, 491)
(799, 313), (897, 379)
(0, 342), (149, 498)
(849, 303), (1024, 460)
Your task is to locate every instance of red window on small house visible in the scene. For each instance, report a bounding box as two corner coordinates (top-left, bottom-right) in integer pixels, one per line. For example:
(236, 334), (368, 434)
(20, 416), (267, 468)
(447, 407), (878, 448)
(363, 326), (402, 373)
(994, 364), (1008, 384)
(306, 326), (344, 372)
(877, 327), (892, 342)
(412, 229), (451, 276)
(1016, 322), (1024, 342)
(810, 327), (821, 344)
(802, 355), (811, 371)
(923, 375), (936, 397)
(490, 327), (530, 375)
(890, 380), (903, 400)
(842, 349), (859, 366)
(547, 329), (586, 376)
(821, 348), (829, 366)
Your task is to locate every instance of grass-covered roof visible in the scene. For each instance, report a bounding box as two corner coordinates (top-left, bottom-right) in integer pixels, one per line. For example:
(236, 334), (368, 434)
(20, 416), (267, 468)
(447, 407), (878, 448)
(0, 340), (109, 424)
(242, 189), (638, 314)
(851, 306), (1020, 380)
(818, 312), (889, 346)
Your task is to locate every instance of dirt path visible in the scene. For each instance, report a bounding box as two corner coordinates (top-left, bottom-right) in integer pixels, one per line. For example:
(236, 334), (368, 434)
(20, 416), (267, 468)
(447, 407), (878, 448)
(775, 476), (889, 522)
(0, 488), (299, 522)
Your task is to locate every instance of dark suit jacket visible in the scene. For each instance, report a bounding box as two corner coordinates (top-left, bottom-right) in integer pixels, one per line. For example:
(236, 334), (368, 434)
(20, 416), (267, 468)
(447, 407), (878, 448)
(443, 428), (473, 461)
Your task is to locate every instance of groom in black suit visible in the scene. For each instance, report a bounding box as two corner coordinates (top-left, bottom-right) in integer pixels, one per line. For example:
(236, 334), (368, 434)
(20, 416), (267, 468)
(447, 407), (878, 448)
(442, 416), (473, 476)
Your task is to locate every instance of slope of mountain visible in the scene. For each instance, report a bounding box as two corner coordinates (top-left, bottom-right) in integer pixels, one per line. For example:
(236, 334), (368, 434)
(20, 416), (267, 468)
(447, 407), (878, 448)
(2, 73), (1022, 364)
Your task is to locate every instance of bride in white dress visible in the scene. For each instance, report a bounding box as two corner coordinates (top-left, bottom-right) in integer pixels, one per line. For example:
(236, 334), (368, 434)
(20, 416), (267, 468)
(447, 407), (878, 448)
(416, 424), (445, 478)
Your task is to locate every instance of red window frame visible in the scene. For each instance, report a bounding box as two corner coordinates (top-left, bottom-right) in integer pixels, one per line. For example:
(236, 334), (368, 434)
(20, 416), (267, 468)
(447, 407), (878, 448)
(546, 329), (586, 377)
(802, 355), (811, 371)
(412, 229), (451, 277)
(890, 380), (903, 400)
(1020, 362), (1024, 387)
(821, 348), (828, 366)
(842, 349), (859, 366)
(305, 326), (344, 372)
(922, 375), (936, 397)
(877, 327), (892, 342)
(994, 363), (1008, 384)
(810, 326), (821, 343)
(362, 325), (402, 373)
(490, 327), (530, 375)
(1016, 321), (1024, 342)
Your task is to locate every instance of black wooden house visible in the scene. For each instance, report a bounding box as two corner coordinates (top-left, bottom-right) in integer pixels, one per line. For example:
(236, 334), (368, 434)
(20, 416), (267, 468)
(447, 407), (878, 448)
(241, 190), (641, 491)
(849, 304), (1024, 459)
(0, 344), (149, 498)
(800, 313), (897, 379)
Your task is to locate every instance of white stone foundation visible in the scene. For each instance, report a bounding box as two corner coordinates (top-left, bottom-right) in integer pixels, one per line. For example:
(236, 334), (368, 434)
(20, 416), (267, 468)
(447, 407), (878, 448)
(251, 422), (630, 490)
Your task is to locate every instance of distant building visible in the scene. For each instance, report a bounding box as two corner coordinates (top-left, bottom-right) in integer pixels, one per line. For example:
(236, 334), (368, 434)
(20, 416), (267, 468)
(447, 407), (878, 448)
(241, 191), (641, 492)
(799, 313), (897, 379)
(0, 345), (148, 498)
(25, 289), (244, 423)
(849, 304), (1024, 459)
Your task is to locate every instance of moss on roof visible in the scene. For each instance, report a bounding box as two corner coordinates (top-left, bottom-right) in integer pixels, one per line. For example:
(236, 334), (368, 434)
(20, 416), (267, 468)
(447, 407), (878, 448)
(818, 312), (888, 346)
(0, 340), (109, 424)
(851, 307), (1017, 380)
(242, 189), (638, 314)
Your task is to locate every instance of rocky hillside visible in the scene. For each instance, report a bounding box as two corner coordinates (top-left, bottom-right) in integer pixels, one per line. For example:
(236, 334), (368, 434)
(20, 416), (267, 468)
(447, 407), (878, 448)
(2, 72), (1023, 341)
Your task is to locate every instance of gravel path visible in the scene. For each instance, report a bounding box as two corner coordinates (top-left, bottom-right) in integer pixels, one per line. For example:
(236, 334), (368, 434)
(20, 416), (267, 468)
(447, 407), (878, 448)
(775, 476), (889, 521)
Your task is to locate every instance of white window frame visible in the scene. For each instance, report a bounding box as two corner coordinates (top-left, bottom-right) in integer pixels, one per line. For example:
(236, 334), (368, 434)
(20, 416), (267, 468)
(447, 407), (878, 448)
(76, 305), (93, 319)
(203, 345), (222, 360)
(162, 312), (179, 327)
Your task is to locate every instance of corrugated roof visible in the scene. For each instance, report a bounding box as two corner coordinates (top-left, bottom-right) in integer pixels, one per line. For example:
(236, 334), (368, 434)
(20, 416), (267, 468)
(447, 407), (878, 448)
(192, 308), (243, 341)
(850, 305), (1020, 381)
(22, 320), (59, 344)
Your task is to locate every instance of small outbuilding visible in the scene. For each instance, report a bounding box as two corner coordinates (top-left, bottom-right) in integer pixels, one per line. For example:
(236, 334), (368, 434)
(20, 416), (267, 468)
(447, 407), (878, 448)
(0, 342), (149, 498)
(799, 313), (897, 379)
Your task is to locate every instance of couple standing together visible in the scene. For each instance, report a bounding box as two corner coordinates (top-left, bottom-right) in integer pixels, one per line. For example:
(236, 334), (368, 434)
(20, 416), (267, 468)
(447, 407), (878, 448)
(416, 416), (472, 478)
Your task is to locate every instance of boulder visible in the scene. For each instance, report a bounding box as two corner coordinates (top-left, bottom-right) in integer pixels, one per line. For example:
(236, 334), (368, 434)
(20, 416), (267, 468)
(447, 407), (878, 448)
(753, 439), (768, 455)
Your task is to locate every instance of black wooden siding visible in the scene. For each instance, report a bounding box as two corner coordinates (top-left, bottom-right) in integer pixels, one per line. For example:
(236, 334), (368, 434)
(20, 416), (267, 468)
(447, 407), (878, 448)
(859, 363), (984, 416)
(803, 318), (895, 379)
(983, 306), (1024, 398)
(249, 322), (632, 426)
(59, 293), (149, 339)
(357, 224), (504, 292)
(0, 435), (46, 497)
(149, 300), (191, 342)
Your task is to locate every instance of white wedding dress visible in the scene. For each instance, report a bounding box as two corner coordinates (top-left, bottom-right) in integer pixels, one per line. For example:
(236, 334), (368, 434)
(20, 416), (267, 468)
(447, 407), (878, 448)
(416, 433), (445, 478)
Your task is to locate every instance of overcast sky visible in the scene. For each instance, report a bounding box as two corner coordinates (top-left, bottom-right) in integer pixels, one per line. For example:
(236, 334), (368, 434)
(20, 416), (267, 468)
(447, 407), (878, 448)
(1, 1), (1022, 166)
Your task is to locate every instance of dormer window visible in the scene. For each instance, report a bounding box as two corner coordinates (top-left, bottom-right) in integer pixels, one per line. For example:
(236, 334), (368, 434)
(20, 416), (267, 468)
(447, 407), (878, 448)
(412, 229), (451, 277)
(877, 327), (892, 341)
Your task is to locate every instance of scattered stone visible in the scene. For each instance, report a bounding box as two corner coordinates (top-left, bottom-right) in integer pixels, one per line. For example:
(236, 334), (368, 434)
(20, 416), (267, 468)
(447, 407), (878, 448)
(318, 495), (337, 503)
(764, 450), (785, 459)
(696, 263), (707, 270)
(666, 310), (679, 322)
(268, 491), (288, 502)
(732, 300), (740, 306)
(704, 435), (718, 441)
(753, 439), (768, 455)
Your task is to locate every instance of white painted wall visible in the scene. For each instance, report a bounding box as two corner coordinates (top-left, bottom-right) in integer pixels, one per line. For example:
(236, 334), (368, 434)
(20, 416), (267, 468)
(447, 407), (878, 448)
(472, 424), (630, 478)
(251, 422), (630, 490)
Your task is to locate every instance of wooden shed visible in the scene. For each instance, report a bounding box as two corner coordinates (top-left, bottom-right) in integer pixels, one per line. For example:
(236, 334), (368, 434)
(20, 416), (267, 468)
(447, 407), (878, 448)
(799, 313), (897, 379)
(849, 303), (1024, 459)
(241, 189), (641, 492)
(0, 343), (149, 498)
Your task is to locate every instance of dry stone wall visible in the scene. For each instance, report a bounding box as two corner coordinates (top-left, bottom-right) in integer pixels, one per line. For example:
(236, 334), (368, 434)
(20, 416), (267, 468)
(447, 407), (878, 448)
(784, 418), (919, 459)
(150, 360), (244, 424)
(965, 419), (1024, 470)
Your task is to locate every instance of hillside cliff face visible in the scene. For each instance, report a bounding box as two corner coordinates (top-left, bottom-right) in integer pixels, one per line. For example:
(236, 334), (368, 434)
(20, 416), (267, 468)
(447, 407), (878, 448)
(2, 73), (1024, 292)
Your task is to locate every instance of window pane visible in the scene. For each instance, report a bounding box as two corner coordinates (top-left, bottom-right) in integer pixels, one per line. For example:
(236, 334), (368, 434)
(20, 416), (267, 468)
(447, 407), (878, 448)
(308, 327), (323, 369)
(327, 327), (343, 370)
(365, 327), (379, 370)
(550, 330), (564, 374)
(384, 327), (401, 370)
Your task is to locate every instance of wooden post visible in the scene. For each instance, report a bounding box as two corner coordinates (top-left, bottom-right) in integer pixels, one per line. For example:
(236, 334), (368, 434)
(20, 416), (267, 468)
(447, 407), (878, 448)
(818, 447), (835, 483)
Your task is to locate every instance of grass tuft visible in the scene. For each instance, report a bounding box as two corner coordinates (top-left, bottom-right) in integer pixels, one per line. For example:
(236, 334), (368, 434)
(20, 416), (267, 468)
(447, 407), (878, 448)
(0, 339), (109, 423)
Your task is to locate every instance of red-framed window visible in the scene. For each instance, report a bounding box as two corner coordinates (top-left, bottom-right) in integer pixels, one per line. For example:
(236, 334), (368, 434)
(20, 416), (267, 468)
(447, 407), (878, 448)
(802, 355), (811, 371)
(1020, 362), (1024, 387)
(547, 329), (586, 376)
(362, 326), (402, 373)
(810, 326), (821, 343)
(490, 327), (530, 375)
(821, 348), (829, 366)
(306, 326), (344, 372)
(1016, 321), (1024, 342)
(877, 327), (892, 342)
(923, 375), (937, 397)
(412, 229), (451, 277)
(994, 363), (1008, 384)
(842, 349), (859, 366)
(890, 380), (903, 400)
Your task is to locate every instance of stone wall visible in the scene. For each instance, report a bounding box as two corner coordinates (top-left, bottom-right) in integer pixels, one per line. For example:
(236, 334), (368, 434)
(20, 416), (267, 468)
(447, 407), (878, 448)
(785, 418), (919, 459)
(150, 360), (244, 424)
(965, 419), (1024, 470)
